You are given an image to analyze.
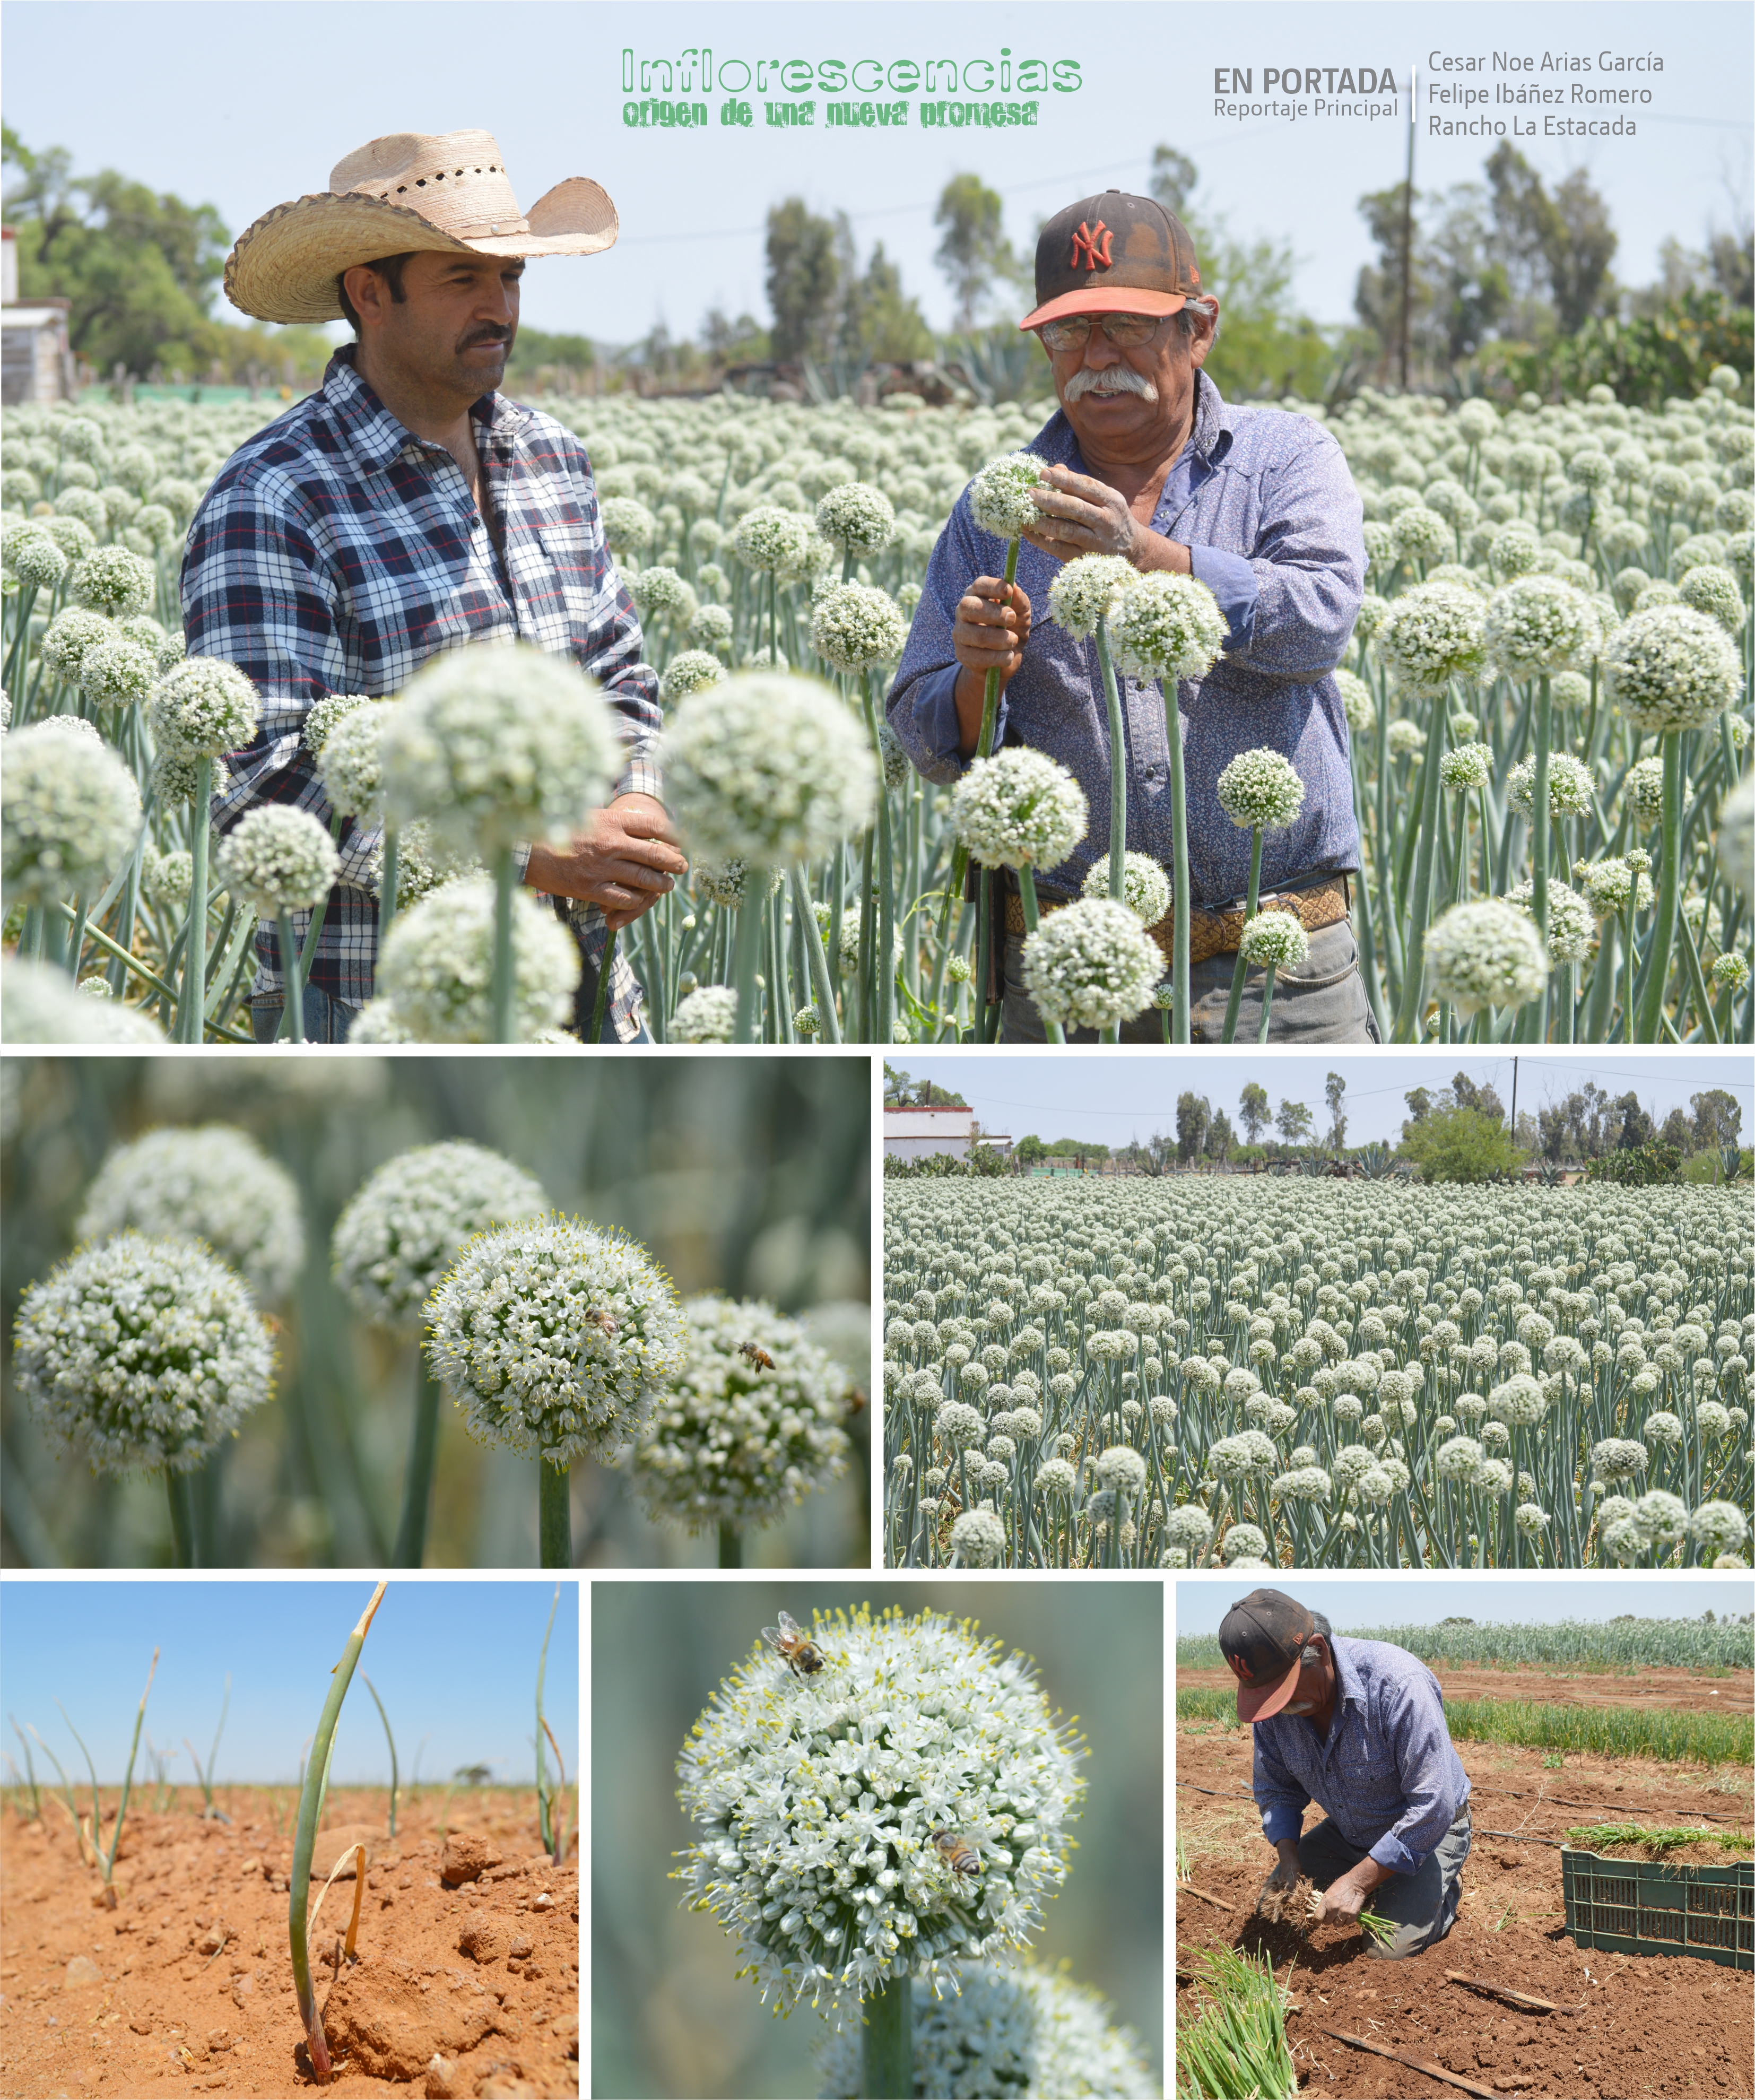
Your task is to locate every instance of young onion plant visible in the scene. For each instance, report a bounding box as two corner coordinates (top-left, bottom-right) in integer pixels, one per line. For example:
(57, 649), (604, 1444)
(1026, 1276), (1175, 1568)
(289, 1581), (386, 2084)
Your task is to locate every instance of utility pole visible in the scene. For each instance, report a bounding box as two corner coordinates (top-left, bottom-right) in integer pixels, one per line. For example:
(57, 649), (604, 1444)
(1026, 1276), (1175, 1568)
(1398, 64), (1417, 391)
(1510, 1056), (1519, 1150)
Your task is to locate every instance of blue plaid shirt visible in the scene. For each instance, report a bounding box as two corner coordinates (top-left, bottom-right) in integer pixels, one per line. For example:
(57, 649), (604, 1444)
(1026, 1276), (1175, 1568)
(1252, 1636), (1471, 1875)
(886, 373), (1365, 906)
(181, 347), (663, 1038)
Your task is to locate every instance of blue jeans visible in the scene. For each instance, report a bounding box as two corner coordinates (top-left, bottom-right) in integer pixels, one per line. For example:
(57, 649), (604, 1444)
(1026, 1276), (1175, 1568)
(250, 985), (360, 1043)
(1297, 1806), (1472, 1959)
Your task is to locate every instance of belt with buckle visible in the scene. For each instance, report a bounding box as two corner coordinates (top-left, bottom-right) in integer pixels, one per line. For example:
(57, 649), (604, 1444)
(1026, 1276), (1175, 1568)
(1002, 877), (1349, 968)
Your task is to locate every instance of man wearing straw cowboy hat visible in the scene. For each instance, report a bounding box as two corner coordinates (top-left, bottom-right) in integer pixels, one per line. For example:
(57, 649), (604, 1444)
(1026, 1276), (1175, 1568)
(887, 188), (1372, 1043)
(1222, 1589), (1473, 1959)
(184, 129), (687, 1041)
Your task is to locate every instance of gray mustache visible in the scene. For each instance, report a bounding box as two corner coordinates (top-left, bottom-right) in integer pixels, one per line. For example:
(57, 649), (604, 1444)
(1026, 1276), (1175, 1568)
(1064, 366), (1158, 403)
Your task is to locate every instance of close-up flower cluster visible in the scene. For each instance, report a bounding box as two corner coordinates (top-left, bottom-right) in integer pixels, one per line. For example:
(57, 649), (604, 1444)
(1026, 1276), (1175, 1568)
(674, 1603), (1084, 2017)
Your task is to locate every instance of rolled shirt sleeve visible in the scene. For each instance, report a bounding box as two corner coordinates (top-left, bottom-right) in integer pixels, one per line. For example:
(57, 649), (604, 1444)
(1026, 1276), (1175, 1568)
(1252, 1727), (1315, 1850)
(1366, 1680), (1471, 1876)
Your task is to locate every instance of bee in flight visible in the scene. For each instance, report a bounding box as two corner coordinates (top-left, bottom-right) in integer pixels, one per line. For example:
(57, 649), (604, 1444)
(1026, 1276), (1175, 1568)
(762, 1609), (824, 1679)
(846, 1384), (868, 1418)
(930, 1827), (984, 1879)
(739, 1342), (776, 1372)
(585, 1309), (619, 1340)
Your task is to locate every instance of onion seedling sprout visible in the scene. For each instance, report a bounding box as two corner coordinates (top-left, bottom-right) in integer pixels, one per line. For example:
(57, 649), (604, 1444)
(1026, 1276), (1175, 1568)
(534, 1584), (565, 1863)
(56, 1648), (158, 1906)
(7, 1718), (40, 1821)
(289, 1580), (385, 2083)
(183, 1671), (230, 1821)
(360, 1673), (398, 1838)
(23, 1723), (94, 1864)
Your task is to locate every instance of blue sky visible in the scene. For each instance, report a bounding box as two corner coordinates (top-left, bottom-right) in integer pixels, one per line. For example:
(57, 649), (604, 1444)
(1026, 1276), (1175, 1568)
(885, 1051), (1752, 1148)
(0, 1581), (577, 1785)
(5, 1), (1749, 343)
(1175, 1575), (1755, 1635)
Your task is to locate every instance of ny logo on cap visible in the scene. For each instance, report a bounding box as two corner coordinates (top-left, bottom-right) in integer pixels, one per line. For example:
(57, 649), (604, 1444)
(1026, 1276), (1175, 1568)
(1227, 1653), (1254, 1682)
(1070, 220), (1113, 272)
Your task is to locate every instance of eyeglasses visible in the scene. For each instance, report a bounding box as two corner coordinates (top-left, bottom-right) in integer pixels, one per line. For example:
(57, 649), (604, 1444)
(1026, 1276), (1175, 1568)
(1036, 312), (1163, 352)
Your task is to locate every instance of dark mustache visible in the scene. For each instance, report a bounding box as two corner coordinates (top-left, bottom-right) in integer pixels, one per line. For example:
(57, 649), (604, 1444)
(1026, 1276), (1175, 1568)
(460, 328), (512, 349)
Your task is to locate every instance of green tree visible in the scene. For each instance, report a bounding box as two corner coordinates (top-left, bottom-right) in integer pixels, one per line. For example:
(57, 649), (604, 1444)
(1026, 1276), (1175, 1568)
(933, 172), (1021, 330)
(3, 128), (336, 384)
(1275, 1100), (1314, 1147)
(1690, 1089), (1743, 1151)
(1400, 1106), (1525, 1183)
(1176, 1092), (1211, 1164)
(1324, 1072), (1348, 1155)
(1547, 166), (1618, 335)
(766, 197), (843, 361)
(1206, 1108), (1235, 1164)
(1613, 1093), (1655, 1150)
(1404, 1086), (1433, 1125)
(1238, 1082), (1271, 1146)
(842, 242), (934, 361)
(1149, 146), (1198, 218)
(4, 127), (227, 375)
(1015, 1134), (1047, 1166)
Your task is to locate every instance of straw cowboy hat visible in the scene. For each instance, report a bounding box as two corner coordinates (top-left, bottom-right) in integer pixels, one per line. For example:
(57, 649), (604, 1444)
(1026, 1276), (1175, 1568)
(224, 128), (618, 324)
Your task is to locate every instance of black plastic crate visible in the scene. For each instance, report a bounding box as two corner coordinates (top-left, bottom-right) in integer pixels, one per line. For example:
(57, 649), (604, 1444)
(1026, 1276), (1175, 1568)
(1561, 1847), (1753, 1971)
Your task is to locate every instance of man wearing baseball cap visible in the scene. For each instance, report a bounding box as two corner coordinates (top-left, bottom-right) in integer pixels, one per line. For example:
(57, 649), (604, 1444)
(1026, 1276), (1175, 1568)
(886, 188), (1371, 1043)
(1220, 1589), (1472, 1958)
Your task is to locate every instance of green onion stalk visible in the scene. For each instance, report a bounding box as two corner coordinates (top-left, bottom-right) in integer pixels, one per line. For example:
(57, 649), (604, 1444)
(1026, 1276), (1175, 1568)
(376, 820), (399, 952)
(1166, 685), (1192, 1043)
(290, 1582), (385, 2084)
(1527, 672), (1553, 1040)
(1393, 684), (1450, 1040)
(490, 847), (517, 1045)
(1635, 732), (1685, 1043)
(275, 914), (306, 1044)
(1255, 959), (1285, 1045)
(177, 758), (213, 1043)
(391, 1356), (446, 1567)
(166, 1468), (199, 1567)
(540, 1459), (572, 1568)
(733, 871), (770, 1044)
(939, 535), (1022, 955)
(1220, 821), (1267, 1045)
(861, 1974), (913, 2100)
(862, 672), (898, 1045)
(792, 866), (844, 1042)
(1013, 863), (1065, 1044)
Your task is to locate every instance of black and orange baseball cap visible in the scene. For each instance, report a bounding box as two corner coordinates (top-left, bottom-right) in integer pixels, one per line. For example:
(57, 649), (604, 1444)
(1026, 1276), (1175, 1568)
(1019, 189), (1203, 331)
(1219, 1590), (1318, 1723)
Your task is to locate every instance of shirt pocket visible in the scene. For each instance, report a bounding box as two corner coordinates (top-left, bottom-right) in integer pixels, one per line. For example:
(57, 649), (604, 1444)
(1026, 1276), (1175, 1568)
(510, 519), (599, 643)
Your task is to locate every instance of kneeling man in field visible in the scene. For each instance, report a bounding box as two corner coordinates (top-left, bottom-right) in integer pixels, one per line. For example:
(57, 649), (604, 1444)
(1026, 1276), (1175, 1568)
(1222, 1588), (1473, 1959)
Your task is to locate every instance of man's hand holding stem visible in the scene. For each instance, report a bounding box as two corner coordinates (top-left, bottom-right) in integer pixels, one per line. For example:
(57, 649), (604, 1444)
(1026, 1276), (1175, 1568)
(524, 793), (688, 930)
(1313, 1855), (1394, 1923)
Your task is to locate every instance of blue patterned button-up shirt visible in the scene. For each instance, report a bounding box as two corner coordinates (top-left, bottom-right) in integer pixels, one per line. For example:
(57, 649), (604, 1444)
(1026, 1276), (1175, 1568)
(885, 372), (1365, 907)
(182, 348), (662, 1038)
(1252, 1636), (1471, 1875)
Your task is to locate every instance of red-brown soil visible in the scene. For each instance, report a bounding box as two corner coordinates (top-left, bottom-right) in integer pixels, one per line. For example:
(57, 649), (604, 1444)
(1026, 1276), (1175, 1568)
(1176, 1719), (1753, 2099)
(0, 1788), (578, 2098)
(1179, 1664), (1755, 1714)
